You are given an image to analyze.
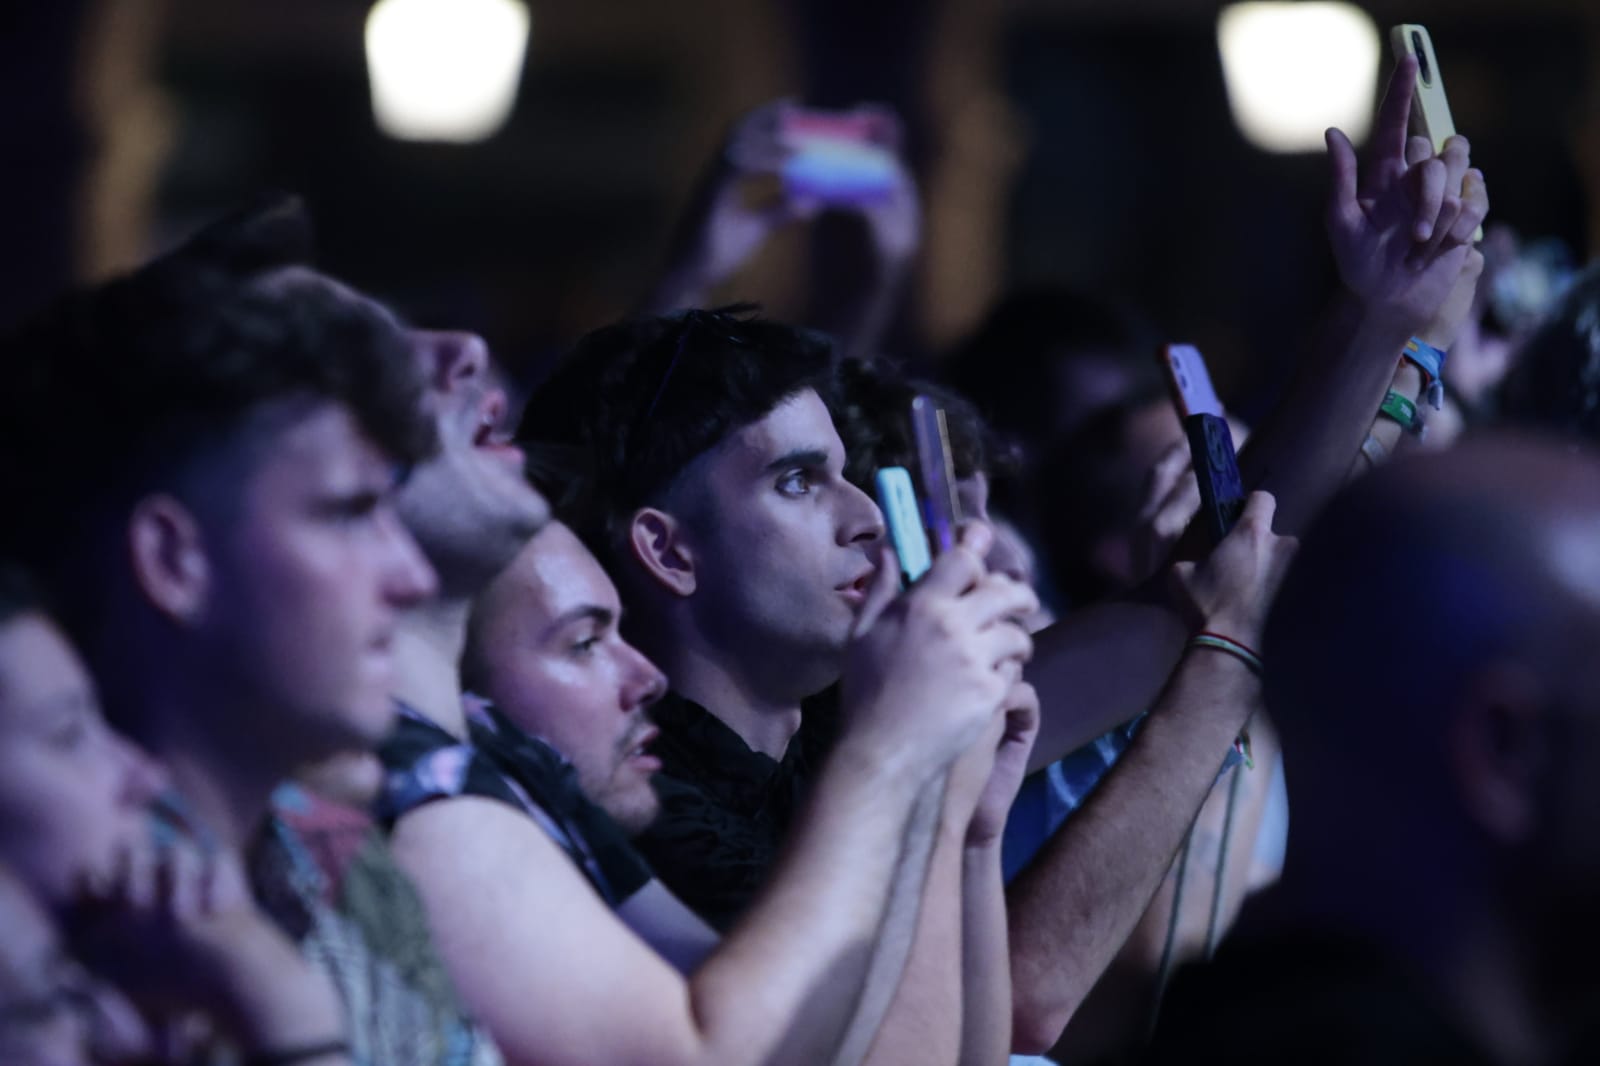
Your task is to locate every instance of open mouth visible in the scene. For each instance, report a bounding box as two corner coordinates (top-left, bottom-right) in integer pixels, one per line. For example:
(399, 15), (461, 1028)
(471, 398), (524, 463)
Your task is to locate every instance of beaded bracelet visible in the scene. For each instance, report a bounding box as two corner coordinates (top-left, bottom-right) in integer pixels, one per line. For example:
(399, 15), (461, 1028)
(1378, 389), (1425, 436)
(1402, 337), (1448, 410)
(1189, 631), (1263, 677)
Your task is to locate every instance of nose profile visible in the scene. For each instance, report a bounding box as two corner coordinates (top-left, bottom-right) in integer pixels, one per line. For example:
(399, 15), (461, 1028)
(838, 480), (886, 547)
(623, 644), (668, 711)
(379, 509), (439, 605)
(115, 733), (170, 808)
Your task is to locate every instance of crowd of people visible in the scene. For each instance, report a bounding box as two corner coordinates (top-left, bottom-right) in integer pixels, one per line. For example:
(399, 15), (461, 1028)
(1, 51), (1598, 1066)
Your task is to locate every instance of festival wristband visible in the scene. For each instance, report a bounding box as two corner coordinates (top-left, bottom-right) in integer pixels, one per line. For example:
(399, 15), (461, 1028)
(1378, 389), (1424, 436)
(1189, 631), (1263, 678)
(1401, 337), (1447, 410)
(1359, 434), (1389, 467)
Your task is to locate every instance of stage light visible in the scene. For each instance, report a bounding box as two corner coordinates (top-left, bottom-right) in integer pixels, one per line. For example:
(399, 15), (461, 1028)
(365, 0), (530, 143)
(1217, 2), (1380, 153)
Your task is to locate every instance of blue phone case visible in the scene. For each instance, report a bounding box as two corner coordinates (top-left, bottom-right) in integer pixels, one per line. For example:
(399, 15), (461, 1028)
(874, 466), (933, 585)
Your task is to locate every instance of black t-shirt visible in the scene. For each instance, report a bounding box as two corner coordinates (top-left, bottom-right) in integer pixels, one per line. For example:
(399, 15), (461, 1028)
(633, 689), (839, 931)
(378, 702), (652, 907)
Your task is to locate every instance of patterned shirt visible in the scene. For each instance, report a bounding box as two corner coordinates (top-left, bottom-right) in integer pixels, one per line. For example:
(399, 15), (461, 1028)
(377, 701), (651, 907)
(249, 784), (503, 1066)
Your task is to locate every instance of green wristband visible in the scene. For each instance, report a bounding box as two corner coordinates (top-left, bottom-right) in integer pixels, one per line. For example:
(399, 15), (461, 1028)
(1378, 389), (1424, 436)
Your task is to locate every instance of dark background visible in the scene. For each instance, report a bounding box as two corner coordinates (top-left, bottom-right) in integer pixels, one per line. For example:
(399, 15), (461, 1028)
(5, 0), (1596, 411)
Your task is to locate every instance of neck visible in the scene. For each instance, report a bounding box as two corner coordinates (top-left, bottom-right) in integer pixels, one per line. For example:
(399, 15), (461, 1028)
(393, 597), (472, 738)
(1271, 830), (1554, 1066)
(650, 636), (806, 759)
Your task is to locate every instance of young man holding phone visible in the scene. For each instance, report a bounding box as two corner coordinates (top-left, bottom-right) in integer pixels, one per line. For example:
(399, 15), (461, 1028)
(517, 51), (1489, 1060)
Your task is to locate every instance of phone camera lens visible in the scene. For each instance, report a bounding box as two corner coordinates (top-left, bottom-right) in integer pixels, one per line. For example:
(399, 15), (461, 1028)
(1412, 31), (1432, 85)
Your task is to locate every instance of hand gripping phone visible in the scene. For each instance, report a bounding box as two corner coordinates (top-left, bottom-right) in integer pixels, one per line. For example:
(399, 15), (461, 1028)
(1160, 344), (1245, 544)
(1390, 24), (1482, 241)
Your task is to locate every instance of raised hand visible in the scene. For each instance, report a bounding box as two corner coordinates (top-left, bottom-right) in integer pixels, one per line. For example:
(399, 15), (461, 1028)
(650, 100), (822, 310)
(1325, 55), (1490, 331)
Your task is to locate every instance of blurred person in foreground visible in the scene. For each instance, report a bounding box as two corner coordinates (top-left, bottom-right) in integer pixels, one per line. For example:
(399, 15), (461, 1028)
(0, 564), (358, 1065)
(0, 204), (506, 1066)
(1146, 435), (1600, 1066)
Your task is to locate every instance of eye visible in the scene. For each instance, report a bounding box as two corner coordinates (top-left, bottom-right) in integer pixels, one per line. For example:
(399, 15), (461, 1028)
(776, 469), (813, 497)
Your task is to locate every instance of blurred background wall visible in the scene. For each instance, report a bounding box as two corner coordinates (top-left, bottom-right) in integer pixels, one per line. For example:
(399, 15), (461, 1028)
(4, 0), (1596, 409)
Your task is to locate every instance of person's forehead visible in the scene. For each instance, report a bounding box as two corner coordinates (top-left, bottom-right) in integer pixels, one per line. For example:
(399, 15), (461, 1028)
(713, 390), (841, 471)
(509, 525), (619, 619)
(252, 402), (391, 481)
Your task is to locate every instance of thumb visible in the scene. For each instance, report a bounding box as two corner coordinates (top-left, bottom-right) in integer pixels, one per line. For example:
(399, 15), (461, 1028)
(851, 544), (902, 637)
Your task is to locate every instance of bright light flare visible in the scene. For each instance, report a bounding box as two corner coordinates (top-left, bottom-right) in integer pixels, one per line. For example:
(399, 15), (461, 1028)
(365, 0), (531, 143)
(1217, 2), (1381, 154)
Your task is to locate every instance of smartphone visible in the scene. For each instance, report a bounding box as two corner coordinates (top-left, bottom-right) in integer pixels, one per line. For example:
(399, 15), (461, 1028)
(910, 395), (963, 554)
(1161, 344), (1224, 419)
(1390, 24), (1482, 241)
(875, 466), (933, 585)
(1158, 344), (1245, 543)
(778, 109), (899, 205)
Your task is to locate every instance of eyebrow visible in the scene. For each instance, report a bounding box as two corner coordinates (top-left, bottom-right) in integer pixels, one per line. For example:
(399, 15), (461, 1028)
(763, 448), (832, 475)
(543, 604), (615, 638)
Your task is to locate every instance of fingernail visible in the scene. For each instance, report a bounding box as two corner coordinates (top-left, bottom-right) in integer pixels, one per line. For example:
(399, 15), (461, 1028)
(1416, 223), (1433, 241)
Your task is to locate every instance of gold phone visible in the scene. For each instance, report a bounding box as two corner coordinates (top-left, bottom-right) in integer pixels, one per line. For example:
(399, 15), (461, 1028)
(1390, 24), (1482, 240)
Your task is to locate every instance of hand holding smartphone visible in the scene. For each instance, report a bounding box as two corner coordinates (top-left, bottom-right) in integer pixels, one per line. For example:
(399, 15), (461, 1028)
(777, 108), (901, 206)
(1159, 345), (1245, 545)
(874, 394), (966, 587)
(1390, 24), (1483, 242)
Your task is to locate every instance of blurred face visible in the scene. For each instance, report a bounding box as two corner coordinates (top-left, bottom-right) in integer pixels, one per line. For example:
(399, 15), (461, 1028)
(201, 402), (437, 763)
(678, 390), (885, 697)
(469, 524), (667, 834)
(0, 615), (164, 908)
(396, 330), (551, 596)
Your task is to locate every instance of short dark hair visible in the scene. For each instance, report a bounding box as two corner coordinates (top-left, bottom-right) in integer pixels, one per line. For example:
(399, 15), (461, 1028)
(1498, 263), (1600, 441)
(832, 357), (1011, 495)
(0, 197), (436, 631)
(516, 306), (835, 570)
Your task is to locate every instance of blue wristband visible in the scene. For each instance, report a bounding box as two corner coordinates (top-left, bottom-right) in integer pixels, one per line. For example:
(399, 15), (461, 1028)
(1402, 338), (1448, 410)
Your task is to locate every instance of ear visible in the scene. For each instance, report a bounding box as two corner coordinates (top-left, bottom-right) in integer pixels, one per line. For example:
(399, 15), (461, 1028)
(628, 507), (697, 598)
(1449, 662), (1547, 846)
(127, 495), (213, 625)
